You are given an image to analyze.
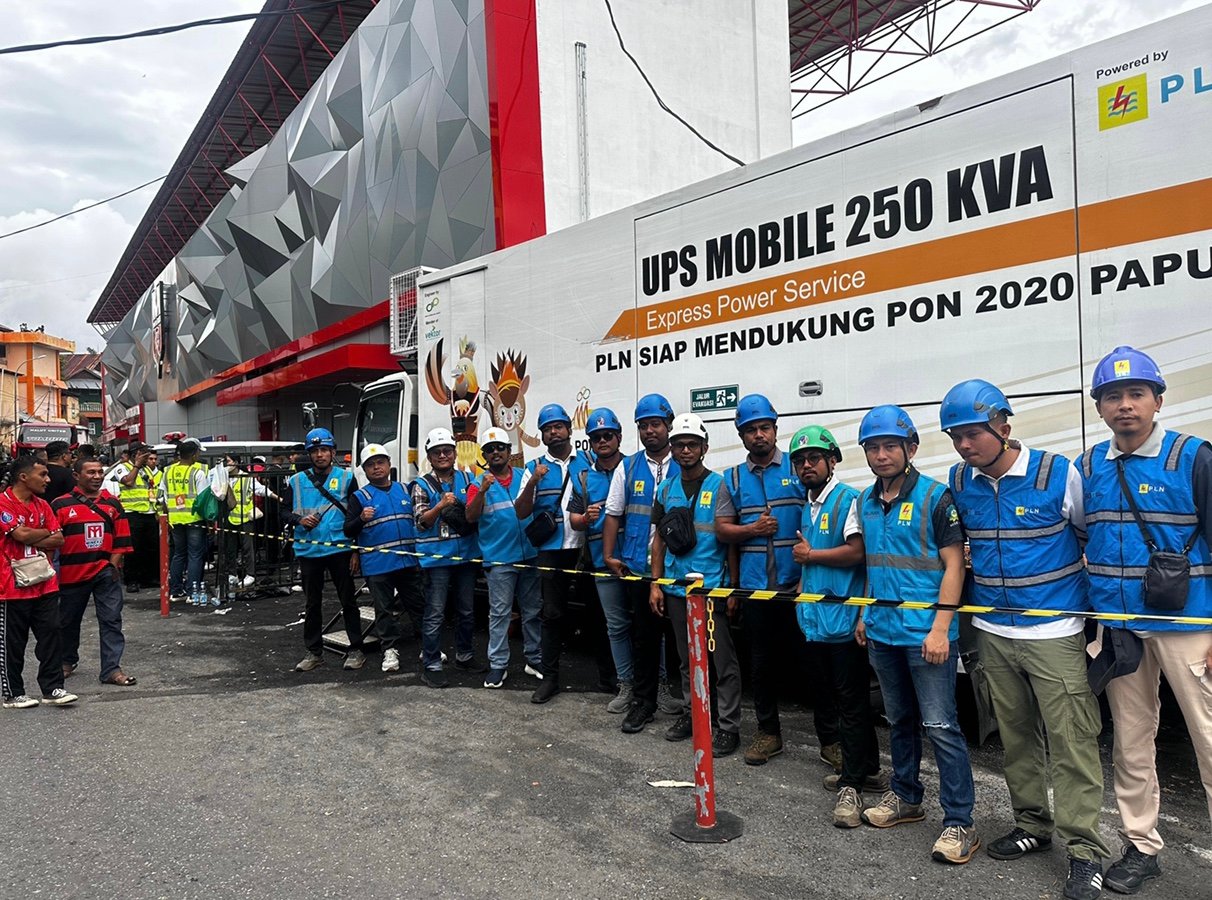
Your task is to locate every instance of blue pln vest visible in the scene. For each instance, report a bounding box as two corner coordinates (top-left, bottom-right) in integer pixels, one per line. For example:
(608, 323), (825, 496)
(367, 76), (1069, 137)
(620, 451), (679, 575)
(950, 450), (1088, 627)
(797, 482), (866, 644)
(525, 452), (591, 553)
(729, 452), (805, 589)
(413, 471), (478, 568)
(475, 468), (535, 566)
(576, 463), (619, 570)
(1081, 431), (1212, 632)
(860, 470), (957, 647)
(656, 471), (729, 599)
(291, 467), (355, 558)
(353, 482), (417, 576)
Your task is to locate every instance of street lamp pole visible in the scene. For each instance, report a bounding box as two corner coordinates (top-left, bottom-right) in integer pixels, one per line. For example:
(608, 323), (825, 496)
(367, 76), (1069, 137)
(12, 354), (47, 446)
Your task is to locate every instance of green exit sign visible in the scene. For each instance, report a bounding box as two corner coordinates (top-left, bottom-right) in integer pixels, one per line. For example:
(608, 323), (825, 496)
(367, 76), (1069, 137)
(690, 385), (739, 412)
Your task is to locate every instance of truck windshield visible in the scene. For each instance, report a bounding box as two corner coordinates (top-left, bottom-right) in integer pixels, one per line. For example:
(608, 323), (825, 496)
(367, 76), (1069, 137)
(356, 388), (400, 451)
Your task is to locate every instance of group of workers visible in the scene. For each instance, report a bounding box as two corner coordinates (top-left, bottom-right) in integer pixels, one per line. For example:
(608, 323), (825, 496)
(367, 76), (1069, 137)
(2, 344), (1209, 899)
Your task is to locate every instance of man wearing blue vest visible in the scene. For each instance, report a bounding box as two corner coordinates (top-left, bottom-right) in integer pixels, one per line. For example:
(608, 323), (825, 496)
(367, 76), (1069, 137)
(603, 393), (684, 734)
(787, 425), (883, 829)
(344, 444), (427, 679)
(649, 413), (742, 757)
(717, 395), (837, 769)
(285, 428), (362, 673)
(854, 405), (978, 864)
(515, 403), (593, 704)
(1079, 346), (1212, 896)
(568, 408), (633, 713)
(466, 427), (542, 689)
(411, 428), (483, 678)
(941, 379), (1107, 899)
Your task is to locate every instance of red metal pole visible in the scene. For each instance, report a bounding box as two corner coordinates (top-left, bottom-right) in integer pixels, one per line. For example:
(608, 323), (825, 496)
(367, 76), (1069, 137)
(159, 513), (170, 617)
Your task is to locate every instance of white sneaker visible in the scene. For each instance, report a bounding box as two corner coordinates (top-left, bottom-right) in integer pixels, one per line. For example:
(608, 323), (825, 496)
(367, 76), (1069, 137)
(42, 688), (78, 706)
(524, 664), (544, 680)
(228, 574), (239, 586)
(242, 575), (256, 588)
(290, 584), (303, 593)
(382, 648), (400, 672)
(2, 694), (39, 709)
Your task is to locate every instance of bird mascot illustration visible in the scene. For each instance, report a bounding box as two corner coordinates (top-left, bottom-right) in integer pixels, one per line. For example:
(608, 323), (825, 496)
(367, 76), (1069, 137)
(425, 336), (483, 471)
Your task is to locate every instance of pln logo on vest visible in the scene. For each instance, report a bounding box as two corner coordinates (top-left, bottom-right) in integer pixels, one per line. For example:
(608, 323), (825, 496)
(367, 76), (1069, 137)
(897, 502), (914, 525)
(819, 513), (830, 531)
(633, 480), (646, 495)
(1015, 506), (1041, 516)
(1138, 483), (1165, 494)
(699, 491), (713, 506)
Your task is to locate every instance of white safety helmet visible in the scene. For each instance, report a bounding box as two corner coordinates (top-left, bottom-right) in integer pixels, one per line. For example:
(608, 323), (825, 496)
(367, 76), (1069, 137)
(479, 427), (511, 449)
(669, 413), (709, 443)
(359, 443), (391, 467)
(424, 428), (457, 452)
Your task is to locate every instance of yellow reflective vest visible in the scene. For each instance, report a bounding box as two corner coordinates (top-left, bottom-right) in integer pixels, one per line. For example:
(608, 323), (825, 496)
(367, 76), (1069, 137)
(123, 466), (161, 514)
(228, 476), (261, 525)
(164, 461), (207, 525)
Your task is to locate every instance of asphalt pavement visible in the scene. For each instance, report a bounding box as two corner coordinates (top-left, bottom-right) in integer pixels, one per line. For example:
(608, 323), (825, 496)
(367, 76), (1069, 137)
(3, 588), (1210, 900)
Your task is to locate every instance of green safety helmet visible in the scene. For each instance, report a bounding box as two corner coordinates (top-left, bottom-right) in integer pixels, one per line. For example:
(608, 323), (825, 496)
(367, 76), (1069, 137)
(788, 425), (842, 463)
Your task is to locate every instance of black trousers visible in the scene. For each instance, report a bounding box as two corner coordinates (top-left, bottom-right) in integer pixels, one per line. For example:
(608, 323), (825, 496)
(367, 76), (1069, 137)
(300, 553), (360, 654)
(623, 577), (682, 712)
(1, 593), (64, 698)
(125, 513), (160, 586)
(744, 595), (839, 741)
(537, 548), (614, 684)
(366, 567), (426, 652)
(818, 638), (881, 789)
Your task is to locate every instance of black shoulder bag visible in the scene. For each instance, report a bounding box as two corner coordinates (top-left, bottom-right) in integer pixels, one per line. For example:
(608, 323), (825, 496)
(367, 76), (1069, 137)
(524, 464), (571, 547)
(1115, 458), (1200, 611)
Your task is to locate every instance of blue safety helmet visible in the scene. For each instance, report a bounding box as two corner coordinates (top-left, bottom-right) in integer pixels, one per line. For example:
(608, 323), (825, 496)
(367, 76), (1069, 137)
(858, 405), (919, 445)
(634, 393), (674, 423)
(735, 394), (778, 431)
(305, 427), (336, 449)
(1090, 345), (1166, 399)
(586, 407), (622, 434)
(536, 403), (572, 429)
(939, 379), (1014, 434)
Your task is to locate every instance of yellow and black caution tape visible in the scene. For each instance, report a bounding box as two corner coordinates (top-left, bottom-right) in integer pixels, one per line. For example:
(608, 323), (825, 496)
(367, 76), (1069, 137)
(187, 521), (1212, 626)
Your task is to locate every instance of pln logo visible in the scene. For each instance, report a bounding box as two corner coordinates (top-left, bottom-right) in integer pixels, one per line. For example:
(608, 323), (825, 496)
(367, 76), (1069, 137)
(1099, 74), (1149, 130)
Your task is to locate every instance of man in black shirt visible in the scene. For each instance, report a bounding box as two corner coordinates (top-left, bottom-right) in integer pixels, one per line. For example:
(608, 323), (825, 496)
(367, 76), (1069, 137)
(44, 441), (76, 501)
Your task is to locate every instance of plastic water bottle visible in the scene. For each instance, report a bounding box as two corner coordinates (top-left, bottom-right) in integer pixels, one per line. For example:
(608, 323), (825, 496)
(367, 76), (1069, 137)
(197, 581), (209, 608)
(191, 581), (201, 606)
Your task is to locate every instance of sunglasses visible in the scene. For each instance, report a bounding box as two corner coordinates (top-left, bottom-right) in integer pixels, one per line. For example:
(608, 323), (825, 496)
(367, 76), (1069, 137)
(589, 432), (618, 443)
(482, 444), (509, 453)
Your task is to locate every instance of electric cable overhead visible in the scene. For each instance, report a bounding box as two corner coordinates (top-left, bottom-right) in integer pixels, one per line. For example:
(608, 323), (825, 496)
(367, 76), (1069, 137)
(601, 0), (745, 168)
(0, 0), (358, 56)
(0, 176), (166, 241)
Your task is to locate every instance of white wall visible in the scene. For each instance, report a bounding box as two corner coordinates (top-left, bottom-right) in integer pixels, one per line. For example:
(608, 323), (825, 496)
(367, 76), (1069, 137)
(536, 0), (790, 232)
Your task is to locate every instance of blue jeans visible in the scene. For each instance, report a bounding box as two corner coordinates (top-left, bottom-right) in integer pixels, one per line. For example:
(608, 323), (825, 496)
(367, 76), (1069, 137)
(867, 639), (975, 827)
(595, 577), (633, 682)
(422, 564), (477, 669)
(484, 564), (541, 670)
(59, 564), (126, 680)
(169, 523), (207, 595)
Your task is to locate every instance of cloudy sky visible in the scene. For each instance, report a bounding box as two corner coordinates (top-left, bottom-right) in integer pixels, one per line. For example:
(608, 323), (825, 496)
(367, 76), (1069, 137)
(0, 0), (1204, 354)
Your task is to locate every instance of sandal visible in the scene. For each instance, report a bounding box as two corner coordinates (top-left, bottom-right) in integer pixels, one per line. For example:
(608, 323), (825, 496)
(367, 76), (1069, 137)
(103, 671), (137, 686)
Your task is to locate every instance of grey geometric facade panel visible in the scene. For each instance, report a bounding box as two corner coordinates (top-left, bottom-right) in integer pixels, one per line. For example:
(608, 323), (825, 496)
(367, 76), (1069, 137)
(104, 0), (494, 403)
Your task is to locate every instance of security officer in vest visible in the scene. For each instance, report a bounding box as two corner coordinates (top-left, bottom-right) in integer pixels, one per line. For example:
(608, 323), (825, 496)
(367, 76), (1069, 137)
(568, 408), (633, 713)
(853, 405), (979, 865)
(787, 425), (884, 830)
(411, 428), (483, 676)
(515, 403), (594, 703)
(603, 393), (685, 734)
(649, 412), (743, 757)
(344, 444), (427, 679)
(222, 454), (279, 591)
(716, 395), (839, 769)
(1079, 346), (1212, 895)
(117, 441), (161, 594)
(159, 437), (209, 602)
(942, 379), (1108, 898)
(285, 427), (362, 673)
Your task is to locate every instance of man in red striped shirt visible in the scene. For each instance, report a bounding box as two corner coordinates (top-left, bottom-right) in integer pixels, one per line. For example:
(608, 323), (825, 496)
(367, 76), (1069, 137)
(1, 455), (77, 709)
(53, 458), (136, 686)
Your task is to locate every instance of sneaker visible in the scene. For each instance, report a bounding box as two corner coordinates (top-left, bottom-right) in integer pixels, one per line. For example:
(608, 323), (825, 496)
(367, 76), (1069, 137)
(657, 681), (683, 715)
(606, 680), (634, 714)
(381, 648), (401, 673)
(294, 652), (324, 672)
(524, 663), (544, 680)
(228, 574), (239, 587)
(454, 656), (487, 673)
(343, 649), (367, 670)
(833, 786), (864, 829)
(290, 584), (303, 593)
(2, 694), (39, 709)
(241, 575), (256, 588)
(932, 825), (981, 865)
(1104, 846), (1160, 895)
(819, 741), (843, 773)
(126, 582), (141, 594)
(664, 712), (693, 742)
(712, 730), (740, 757)
(531, 677), (559, 704)
(1065, 858), (1105, 900)
(744, 730), (784, 766)
(987, 826), (1053, 861)
(621, 702), (655, 734)
(824, 771), (890, 793)
(421, 667), (449, 688)
(42, 688), (79, 706)
(483, 668), (508, 689)
(861, 790), (925, 829)
(170, 592), (187, 603)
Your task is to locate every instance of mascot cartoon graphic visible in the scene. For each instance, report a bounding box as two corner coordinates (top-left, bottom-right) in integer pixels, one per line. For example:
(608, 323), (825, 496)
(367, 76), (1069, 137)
(424, 336), (483, 471)
(485, 350), (540, 467)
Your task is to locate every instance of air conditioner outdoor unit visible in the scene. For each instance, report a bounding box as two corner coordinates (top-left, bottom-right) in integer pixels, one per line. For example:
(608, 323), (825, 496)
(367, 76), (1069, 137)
(389, 266), (436, 357)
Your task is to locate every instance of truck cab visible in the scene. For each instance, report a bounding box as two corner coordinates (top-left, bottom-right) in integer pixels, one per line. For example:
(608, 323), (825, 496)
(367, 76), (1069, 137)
(352, 371), (418, 486)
